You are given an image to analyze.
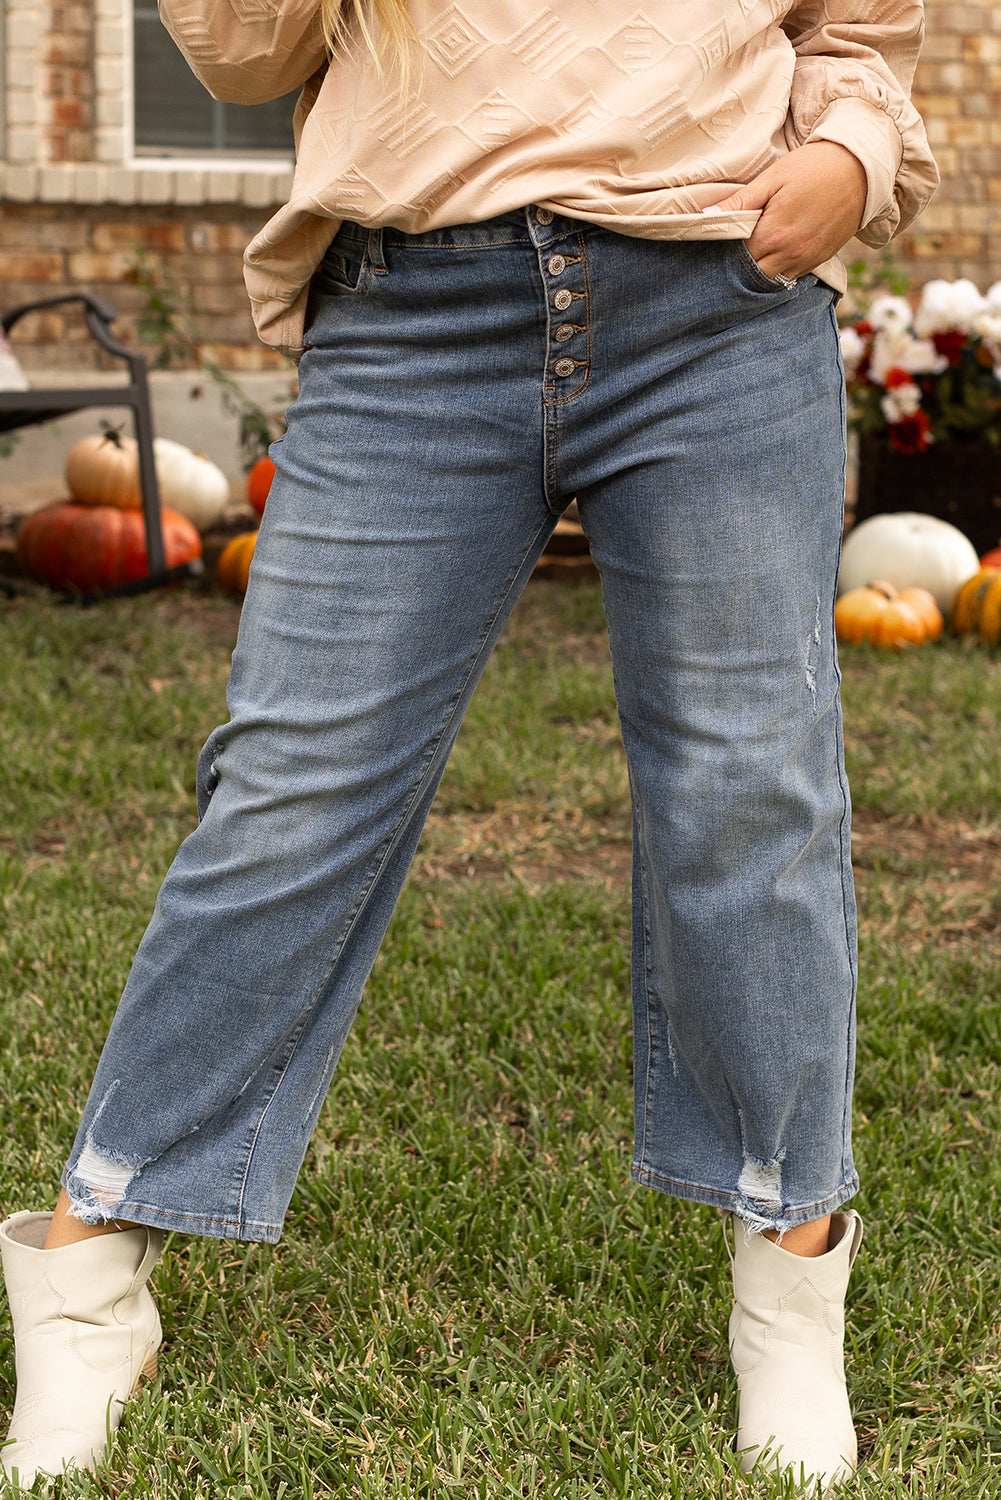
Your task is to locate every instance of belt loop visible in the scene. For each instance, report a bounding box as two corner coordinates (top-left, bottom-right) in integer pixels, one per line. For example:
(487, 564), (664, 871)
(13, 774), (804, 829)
(368, 227), (387, 274)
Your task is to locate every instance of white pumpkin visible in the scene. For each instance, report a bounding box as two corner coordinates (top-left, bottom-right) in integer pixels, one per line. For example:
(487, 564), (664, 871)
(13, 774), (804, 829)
(838, 512), (979, 614)
(152, 438), (230, 532)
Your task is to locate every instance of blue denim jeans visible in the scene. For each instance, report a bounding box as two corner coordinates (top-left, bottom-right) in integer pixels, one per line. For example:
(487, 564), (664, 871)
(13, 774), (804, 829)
(64, 210), (858, 1242)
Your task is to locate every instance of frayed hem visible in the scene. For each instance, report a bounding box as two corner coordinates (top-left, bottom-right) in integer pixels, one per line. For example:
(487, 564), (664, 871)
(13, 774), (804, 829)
(630, 1161), (860, 1235)
(59, 1178), (283, 1243)
(62, 1177), (135, 1227)
(63, 1158), (138, 1226)
(65, 1197), (124, 1227)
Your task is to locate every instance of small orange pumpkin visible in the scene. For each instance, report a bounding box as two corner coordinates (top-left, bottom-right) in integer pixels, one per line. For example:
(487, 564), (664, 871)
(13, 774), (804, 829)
(951, 567), (1001, 644)
(217, 530), (258, 595)
(835, 580), (943, 650)
(895, 586), (944, 641)
(834, 583), (895, 644)
(867, 597), (928, 650)
(247, 456), (276, 518)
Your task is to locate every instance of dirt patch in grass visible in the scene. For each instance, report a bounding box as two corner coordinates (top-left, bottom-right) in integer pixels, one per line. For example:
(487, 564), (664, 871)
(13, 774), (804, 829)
(136, 584), (244, 644)
(416, 824), (633, 892)
(851, 807), (1001, 873)
(9, 583), (995, 953)
(417, 805), (1001, 952)
(851, 807), (1000, 949)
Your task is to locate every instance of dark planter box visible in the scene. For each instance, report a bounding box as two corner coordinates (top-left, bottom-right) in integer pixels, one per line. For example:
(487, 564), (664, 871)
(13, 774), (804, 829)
(854, 435), (1001, 556)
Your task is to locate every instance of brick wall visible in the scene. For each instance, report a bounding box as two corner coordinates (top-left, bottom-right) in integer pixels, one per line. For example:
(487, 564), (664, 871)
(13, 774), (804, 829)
(1, 0), (999, 369)
(888, 0), (1001, 287)
(45, 2), (97, 162)
(1, 205), (283, 371)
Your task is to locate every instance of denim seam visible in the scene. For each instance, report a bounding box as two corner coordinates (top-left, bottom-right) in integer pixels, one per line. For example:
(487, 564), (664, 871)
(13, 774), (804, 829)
(233, 514), (558, 1233)
(829, 294), (858, 1177)
(633, 797), (654, 1172)
(545, 400), (559, 512)
(85, 1199), (276, 1232)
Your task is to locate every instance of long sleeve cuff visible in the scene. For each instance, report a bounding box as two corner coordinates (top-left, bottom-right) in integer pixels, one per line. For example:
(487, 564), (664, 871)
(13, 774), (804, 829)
(803, 96), (904, 234)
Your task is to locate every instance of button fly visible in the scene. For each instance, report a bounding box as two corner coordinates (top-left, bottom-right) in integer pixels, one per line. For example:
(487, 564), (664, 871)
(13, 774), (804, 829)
(553, 358), (576, 377)
(553, 289), (572, 310)
(554, 324), (574, 343)
(547, 255), (566, 276)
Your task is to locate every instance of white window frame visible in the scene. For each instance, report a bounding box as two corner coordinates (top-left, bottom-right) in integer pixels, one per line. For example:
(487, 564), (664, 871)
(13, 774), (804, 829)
(0, 0), (294, 207)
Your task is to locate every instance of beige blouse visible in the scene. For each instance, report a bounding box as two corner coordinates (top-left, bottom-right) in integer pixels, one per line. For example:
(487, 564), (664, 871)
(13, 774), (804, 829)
(159, 0), (938, 356)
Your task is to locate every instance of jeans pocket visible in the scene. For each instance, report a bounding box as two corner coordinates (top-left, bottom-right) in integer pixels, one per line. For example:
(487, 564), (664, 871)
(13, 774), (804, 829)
(734, 240), (799, 294)
(195, 727), (226, 820)
(313, 225), (374, 297)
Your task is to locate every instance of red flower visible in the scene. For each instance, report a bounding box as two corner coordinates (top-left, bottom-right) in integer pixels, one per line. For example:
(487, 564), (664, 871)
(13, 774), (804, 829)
(931, 329), (966, 366)
(855, 320), (873, 339)
(883, 366), (914, 389)
(887, 409), (933, 454)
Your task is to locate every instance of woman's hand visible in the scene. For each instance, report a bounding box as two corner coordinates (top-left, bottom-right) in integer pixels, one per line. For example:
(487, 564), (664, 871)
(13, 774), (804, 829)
(706, 142), (868, 281)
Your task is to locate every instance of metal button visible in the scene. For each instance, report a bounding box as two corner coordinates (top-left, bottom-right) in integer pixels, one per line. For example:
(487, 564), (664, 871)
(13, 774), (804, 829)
(547, 254), (566, 275)
(553, 357), (576, 377)
(534, 207), (554, 225)
(553, 289), (573, 310)
(554, 323), (574, 343)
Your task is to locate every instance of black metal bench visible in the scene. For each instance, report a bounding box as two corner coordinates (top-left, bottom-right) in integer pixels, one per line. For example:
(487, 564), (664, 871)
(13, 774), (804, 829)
(1, 293), (201, 593)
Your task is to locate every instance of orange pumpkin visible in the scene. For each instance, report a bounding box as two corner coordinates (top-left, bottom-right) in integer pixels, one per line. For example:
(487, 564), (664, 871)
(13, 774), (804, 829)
(951, 567), (1001, 644)
(895, 586), (944, 641)
(17, 502), (202, 592)
(835, 580), (943, 650)
(217, 530), (258, 595)
(834, 583), (894, 643)
(867, 597), (928, 649)
(247, 456), (276, 518)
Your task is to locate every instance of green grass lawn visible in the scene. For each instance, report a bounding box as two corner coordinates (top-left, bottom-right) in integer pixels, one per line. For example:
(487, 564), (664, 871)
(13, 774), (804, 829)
(1, 582), (999, 1498)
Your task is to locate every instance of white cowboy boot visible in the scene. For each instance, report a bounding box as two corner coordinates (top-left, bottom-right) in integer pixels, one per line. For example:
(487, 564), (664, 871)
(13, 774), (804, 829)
(1, 1211), (163, 1487)
(728, 1210), (864, 1492)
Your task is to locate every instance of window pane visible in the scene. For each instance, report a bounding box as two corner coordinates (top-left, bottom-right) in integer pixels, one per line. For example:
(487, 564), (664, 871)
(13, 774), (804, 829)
(133, 4), (295, 155)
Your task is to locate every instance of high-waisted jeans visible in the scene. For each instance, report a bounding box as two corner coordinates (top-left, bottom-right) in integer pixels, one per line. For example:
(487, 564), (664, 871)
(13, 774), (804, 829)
(64, 209), (858, 1242)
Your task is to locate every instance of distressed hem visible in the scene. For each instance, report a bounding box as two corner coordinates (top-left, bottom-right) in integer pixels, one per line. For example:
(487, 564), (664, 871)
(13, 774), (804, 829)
(630, 1161), (860, 1234)
(60, 1171), (283, 1243)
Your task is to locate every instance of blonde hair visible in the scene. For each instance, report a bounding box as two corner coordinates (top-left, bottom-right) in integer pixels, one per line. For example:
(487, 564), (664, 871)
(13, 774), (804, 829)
(320, 0), (415, 72)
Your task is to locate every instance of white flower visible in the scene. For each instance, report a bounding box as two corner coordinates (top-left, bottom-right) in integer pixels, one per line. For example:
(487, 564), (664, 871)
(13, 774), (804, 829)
(868, 294), (914, 334)
(972, 310), (1001, 375)
(867, 329), (946, 386)
(914, 277), (988, 336)
(984, 282), (1001, 312)
(880, 382), (922, 423)
(839, 326), (866, 378)
(973, 308), (1001, 346)
(974, 310), (1001, 338)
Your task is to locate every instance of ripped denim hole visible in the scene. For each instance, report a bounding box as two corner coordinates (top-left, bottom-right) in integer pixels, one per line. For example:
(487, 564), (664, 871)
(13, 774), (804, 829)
(805, 593), (821, 709)
(734, 1152), (789, 1236)
(66, 1142), (139, 1222)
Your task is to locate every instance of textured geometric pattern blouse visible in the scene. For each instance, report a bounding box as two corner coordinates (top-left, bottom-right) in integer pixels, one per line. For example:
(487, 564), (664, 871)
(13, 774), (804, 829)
(159, 0), (939, 354)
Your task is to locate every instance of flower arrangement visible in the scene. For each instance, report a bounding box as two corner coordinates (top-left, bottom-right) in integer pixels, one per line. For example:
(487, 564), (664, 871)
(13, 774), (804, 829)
(840, 279), (1001, 454)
